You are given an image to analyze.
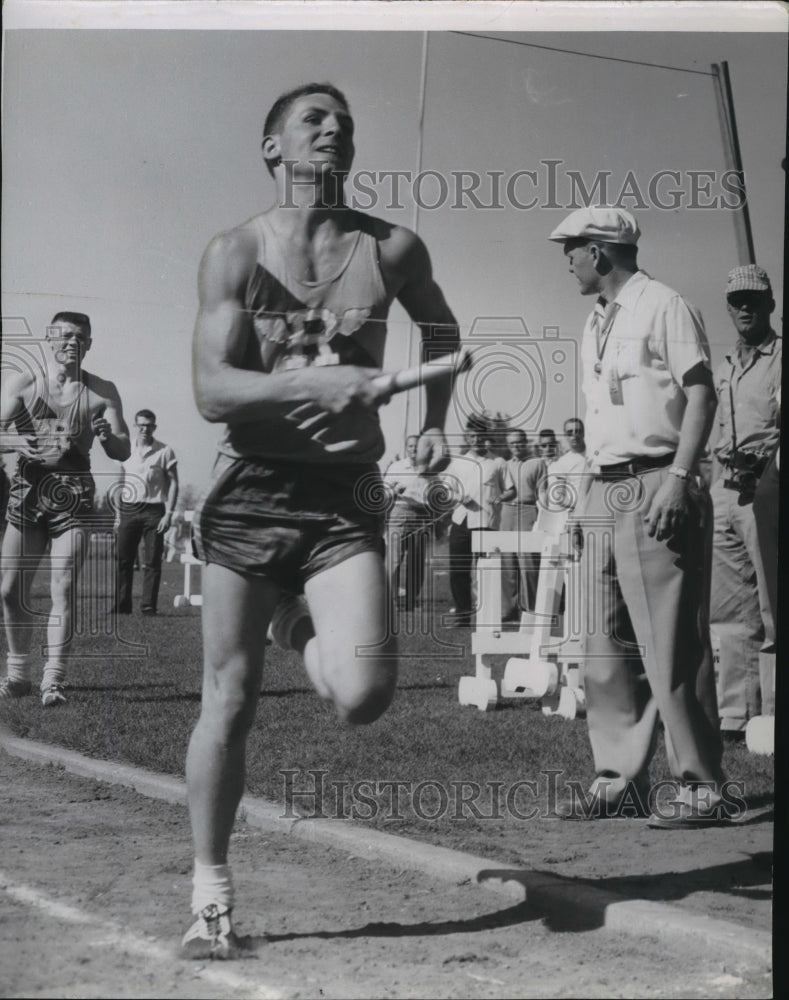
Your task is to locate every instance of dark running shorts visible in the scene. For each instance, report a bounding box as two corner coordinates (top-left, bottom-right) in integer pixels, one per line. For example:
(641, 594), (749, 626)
(192, 453), (386, 593)
(6, 463), (95, 537)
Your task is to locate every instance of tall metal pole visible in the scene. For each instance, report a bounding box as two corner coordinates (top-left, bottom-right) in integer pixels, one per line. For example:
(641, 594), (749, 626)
(711, 61), (756, 264)
(403, 31), (430, 439)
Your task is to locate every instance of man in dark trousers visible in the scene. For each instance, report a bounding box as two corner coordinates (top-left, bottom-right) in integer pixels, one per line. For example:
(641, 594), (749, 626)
(709, 266), (781, 739)
(115, 409), (179, 615)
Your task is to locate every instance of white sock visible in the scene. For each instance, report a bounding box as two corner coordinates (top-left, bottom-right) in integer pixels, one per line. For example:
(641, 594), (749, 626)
(6, 653), (32, 685)
(41, 660), (66, 691)
(191, 861), (234, 914)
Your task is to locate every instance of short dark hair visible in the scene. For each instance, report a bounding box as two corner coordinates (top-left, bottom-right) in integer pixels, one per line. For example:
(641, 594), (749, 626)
(262, 83), (351, 175)
(564, 418), (585, 433)
(466, 413), (493, 436)
(51, 311), (91, 334)
(564, 238), (638, 269)
(589, 240), (638, 268)
(539, 428), (556, 439)
(135, 409), (156, 424)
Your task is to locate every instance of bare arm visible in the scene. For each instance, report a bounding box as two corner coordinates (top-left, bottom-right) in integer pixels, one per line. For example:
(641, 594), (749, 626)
(166, 464), (180, 513)
(388, 229), (460, 429)
(193, 229), (390, 426)
(93, 382), (131, 462)
(157, 462), (180, 533)
(645, 377), (717, 541)
(0, 373), (37, 454)
(381, 228), (460, 471)
(496, 463), (517, 505)
(673, 367), (717, 472)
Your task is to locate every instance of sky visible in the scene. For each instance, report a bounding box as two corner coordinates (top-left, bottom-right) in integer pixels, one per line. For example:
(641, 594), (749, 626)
(2, 2), (787, 497)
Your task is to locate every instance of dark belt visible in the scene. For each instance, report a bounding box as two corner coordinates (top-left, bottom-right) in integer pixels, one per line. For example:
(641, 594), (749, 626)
(595, 452), (675, 478)
(392, 498), (430, 512)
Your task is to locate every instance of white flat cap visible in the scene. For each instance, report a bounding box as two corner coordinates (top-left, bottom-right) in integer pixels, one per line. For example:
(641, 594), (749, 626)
(548, 206), (641, 245)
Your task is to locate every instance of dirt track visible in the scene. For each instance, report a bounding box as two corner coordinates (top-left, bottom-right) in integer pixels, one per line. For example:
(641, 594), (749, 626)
(0, 751), (772, 1000)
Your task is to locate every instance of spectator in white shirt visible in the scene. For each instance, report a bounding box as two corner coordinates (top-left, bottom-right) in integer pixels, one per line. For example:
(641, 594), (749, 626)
(501, 428), (547, 622)
(442, 417), (514, 626)
(115, 409), (178, 615)
(383, 434), (436, 610)
(540, 418), (591, 514)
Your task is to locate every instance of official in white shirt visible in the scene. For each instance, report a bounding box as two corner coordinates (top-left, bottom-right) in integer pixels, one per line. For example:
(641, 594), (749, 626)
(548, 206), (725, 828)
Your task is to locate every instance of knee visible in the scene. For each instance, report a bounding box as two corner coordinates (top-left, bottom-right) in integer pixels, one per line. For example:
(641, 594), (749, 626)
(0, 574), (21, 612)
(200, 667), (259, 743)
(333, 664), (397, 726)
(49, 575), (75, 613)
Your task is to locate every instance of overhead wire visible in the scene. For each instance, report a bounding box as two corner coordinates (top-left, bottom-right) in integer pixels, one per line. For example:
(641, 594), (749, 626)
(451, 31), (716, 77)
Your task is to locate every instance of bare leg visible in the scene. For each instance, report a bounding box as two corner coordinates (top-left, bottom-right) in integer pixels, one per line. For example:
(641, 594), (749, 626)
(304, 551), (397, 724)
(1, 523), (49, 658)
(185, 563), (280, 865)
(45, 526), (90, 675)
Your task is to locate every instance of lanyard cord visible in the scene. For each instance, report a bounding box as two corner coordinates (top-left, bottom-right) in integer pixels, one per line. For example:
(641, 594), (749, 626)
(727, 363), (738, 461)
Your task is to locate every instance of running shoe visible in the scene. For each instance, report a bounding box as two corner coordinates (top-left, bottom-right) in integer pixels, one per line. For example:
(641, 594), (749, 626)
(180, 903), (241, 960)
(0, 677), (32, 699)
(41, 683), (67, 707)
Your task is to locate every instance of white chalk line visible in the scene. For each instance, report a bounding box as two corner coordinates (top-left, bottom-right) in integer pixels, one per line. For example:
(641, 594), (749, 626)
(0, 871), (282, 999)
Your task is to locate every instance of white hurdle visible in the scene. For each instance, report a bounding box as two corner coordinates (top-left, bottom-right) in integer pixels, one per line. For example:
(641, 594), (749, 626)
(173, 510), (203, 608)
(458, 507), (586, 715)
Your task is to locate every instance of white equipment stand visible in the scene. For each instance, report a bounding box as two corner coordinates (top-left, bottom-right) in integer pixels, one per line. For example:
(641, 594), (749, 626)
(458, 508), (586, 716)
(173, 511), (203, 608)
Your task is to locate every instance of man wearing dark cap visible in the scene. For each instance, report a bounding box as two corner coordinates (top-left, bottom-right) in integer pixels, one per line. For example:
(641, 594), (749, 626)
(710, 265), (781, 742)
(548, 206), (725, 827)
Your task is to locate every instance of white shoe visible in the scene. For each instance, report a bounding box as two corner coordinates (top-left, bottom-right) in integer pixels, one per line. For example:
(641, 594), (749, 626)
(41, 683), (67, 707)
(0, 677), (33, 699)
(180, 904), (241, 960)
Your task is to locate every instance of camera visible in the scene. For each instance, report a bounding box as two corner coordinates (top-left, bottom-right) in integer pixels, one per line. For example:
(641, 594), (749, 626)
(727, 450), (768, 476)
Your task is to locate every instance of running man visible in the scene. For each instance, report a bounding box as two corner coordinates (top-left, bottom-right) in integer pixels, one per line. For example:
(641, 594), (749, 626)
(0, 312), (130, 705)
(181, 82), (459, 957)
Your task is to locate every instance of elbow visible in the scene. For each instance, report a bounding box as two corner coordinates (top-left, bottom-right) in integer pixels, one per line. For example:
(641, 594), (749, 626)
(194, 387), (228, 424)
(198, 402), (225, 424)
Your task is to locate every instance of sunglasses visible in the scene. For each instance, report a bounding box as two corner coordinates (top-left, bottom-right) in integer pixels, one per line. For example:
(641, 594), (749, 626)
(727, 293), (769, 310)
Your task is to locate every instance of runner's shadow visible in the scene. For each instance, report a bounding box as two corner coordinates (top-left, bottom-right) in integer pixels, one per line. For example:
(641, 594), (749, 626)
(256, 898), (538, 945)
(475, 851), (773, 932)
(397, 682), (455, 692)
(261, 687), (314, 698)
(74, 683), (175, 692)
(72, 684), (202, 703)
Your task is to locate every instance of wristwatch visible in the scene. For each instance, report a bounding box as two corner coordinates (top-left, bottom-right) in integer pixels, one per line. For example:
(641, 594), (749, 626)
(668, 465), (690, 481)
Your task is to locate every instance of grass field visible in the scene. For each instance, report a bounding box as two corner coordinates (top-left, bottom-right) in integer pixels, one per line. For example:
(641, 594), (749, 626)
(0, 542), (773, 862)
